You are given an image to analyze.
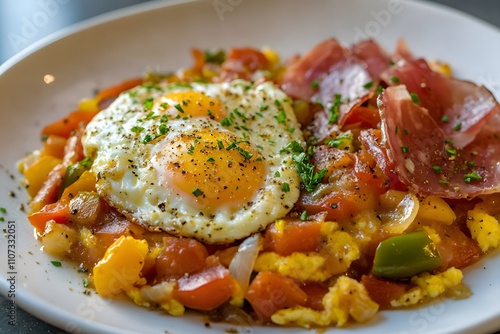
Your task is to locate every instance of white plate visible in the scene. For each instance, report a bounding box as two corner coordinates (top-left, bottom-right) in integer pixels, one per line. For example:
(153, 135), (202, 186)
(1, 0), (499, 333)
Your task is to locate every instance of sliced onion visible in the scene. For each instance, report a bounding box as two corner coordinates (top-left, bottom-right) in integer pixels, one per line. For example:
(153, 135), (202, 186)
(140, 281), (176, 303)
(228, 233), (262, 294)
(380, 192), (419, 234)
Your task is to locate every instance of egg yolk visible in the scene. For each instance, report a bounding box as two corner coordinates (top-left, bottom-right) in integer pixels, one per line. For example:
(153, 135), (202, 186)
(154, 129), (266, 212)
(158, 91), (227, 121)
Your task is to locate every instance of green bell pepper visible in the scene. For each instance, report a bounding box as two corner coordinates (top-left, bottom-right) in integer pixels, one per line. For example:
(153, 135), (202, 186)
(371, 230), (442, 280)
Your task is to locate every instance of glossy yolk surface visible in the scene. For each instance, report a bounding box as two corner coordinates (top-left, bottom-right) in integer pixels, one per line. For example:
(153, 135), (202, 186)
(155, 129), (266, 212)
(158, 91), (227, 121)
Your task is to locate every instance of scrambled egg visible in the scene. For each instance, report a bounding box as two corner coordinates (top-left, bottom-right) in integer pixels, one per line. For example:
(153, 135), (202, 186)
(271, 276), (378, 328)
(254, 224), (360, 281)
(390, 267), (463, 307)
(467, 208), (500, 253)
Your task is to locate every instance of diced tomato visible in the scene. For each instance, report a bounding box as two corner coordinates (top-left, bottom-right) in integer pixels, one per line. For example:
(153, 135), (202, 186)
(28, 201), (70, 230)
(156, 236), (208, 281)
(95, 78), (143, 103)
(29, 164), (66, 213)
(42, 110), (97, 139)
(343, 106), (381, 129)
(190, 48), (205, 73)
(361, 275), (407, 309)
(433, 224), (482, 270)
(226, 48), (269, 72)
(263, 219), (322, 256)
(213, 246), (239, 268)
(301, 282), (329, 311)
(246, 271), (308, 320)
(173, 265), (235, 311)
(42, 135), (67, 159)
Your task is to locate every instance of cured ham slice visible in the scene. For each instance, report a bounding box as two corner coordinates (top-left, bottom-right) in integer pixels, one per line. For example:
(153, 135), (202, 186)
(382, 58), (499, 147)
(281, 38), (386, 141)
(379, 85), (500, 199)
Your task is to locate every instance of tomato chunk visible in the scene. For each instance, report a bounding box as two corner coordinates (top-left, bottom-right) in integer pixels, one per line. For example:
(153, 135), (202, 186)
(361, 275), (407, 309)
(28, 201), (70, 230)
(156, 236), (208, 281)
(263, 219), (322, 256)
(42, 110), (97, 139)
(173, 265), (234, 311)
(246, 271), (307, 320)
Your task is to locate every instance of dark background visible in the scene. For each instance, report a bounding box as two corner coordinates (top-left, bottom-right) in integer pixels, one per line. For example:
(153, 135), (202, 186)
(1, 0), (499, 333)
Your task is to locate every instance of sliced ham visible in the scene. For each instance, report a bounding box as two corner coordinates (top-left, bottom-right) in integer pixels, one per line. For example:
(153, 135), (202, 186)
(381, 58), (499, 147)
(379, 85), (500, 199)
(281, 38), (385, 140)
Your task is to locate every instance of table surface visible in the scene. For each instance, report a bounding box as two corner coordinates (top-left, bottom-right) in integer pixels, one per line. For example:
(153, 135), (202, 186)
(1, 0), (499, 333)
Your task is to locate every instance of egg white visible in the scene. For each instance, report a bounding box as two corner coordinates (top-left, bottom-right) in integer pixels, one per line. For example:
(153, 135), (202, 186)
(82, 80), (304, 243)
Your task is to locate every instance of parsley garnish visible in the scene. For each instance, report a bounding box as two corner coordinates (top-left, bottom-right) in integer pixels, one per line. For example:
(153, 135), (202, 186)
(192, 188), (203, 197)
(204, 49), (226, 64)
(324, 135), (353, 148)
(131, 126), (145, 134)
(363, 81), (374, 89)
(174, 104), (185, 113)
(311, 80), (319, 90)
(446, 148), (457, 155)
(438, 180), (449, 185)
(280, 141), (304, 154)
(432, 166), (442, 173)
(464, 172), (481, 183)
(401, 146), (410, 153)
(143, 98), (154, 111)
(328, 94), (342, 124)
(281, 183), (290, 192)
(300, 210), (309, 221)
(79, 157), (92, 168)
(0, 207), (6, 214)
(441, 115), (449, 123)
(410, 93), (420, 104)
(453, 122), (462, 131)
(275, 111), (287, 123)
(220, 117), (233, 126)
(142, 134), (153, 144)
(206, 157), (215, 162)
(217, 140), (224, 149)
(292, 152), (327, 192)
(51, 261), (62, 267)
(83, 278), (89, 288)
(390, 76), (400, 83)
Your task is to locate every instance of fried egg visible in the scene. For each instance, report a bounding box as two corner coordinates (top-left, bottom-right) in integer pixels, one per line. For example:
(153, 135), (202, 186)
(82, 80), (304, 243)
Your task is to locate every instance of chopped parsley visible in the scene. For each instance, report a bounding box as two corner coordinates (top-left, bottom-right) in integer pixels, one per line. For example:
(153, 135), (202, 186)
(226, 140), (253, 161)
(292, 152), (327, 192)
(206, 157), (215, 162)
(204, 49), (226, 64)
(79, 157), (92, 168)
(51, 261), (62, 267)
(83, 278), (89, 288)
(281, 183), (290, 192)
(300, 210), (309, 221)
(410, 93), (420, 104)
(464, 172), (481, 183)
(453, 122), (462, 131)
(217, 140), (224, 149)
(328, 94), (342, 124)
(220, 117), (233, 127)
(274, 171), (281, 177)
(390, 76), (400, 83)
(192, 188), (203, 197)
(275, 111), (287, 123)
(432, 166), (442, 173)
(363, 81), (374, 89)
(280, 141), (304, 154)
(0, 207), (6, 214)
(324, 135), (353, 149)
(174, 104), (185, 113)
(438, 179), (449, 185)
(401, 146), (410, 153)
(143, 98), (154, 111)
(441, 115), (449, 123)
(131, 126), (145, 134)
(311, 80), (319, 90)
(446, 148), (457, 155)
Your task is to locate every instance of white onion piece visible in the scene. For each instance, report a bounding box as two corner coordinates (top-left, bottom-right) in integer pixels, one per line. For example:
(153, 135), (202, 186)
(140, 281), (176, 303)
(381, 193), (419, 234)
(228, 233), (262, 294)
